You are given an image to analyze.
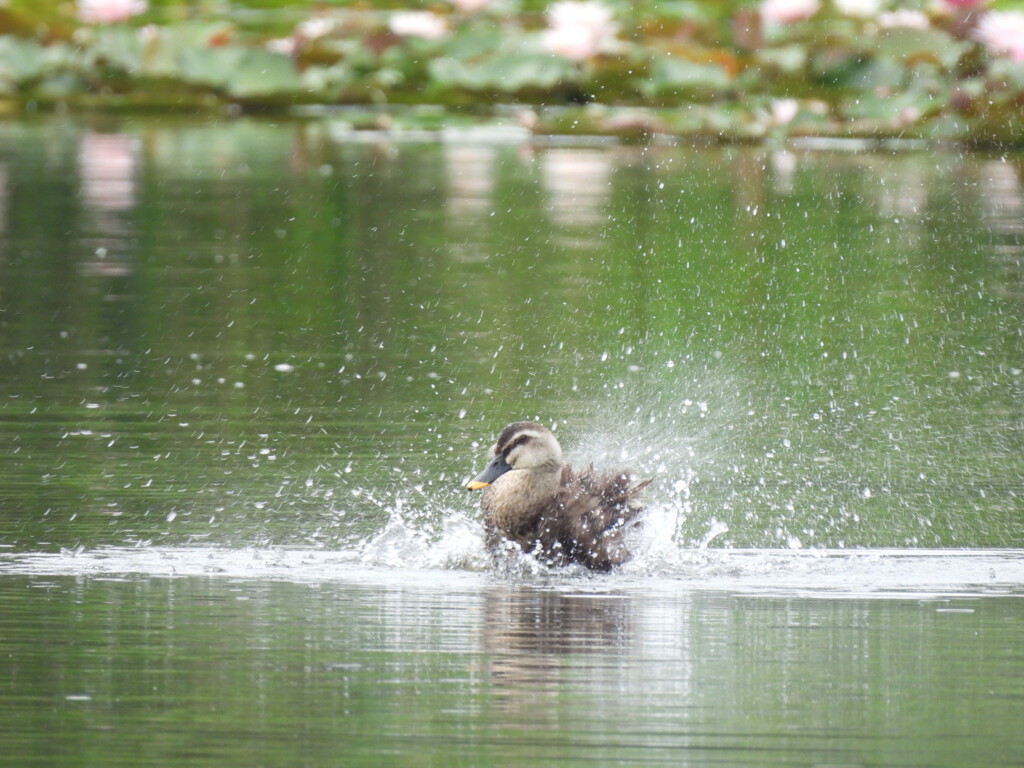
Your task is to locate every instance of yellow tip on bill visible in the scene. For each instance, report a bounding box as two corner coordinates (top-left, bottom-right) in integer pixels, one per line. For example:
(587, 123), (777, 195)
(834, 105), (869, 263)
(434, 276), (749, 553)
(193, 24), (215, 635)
(465, 480), (490, 491)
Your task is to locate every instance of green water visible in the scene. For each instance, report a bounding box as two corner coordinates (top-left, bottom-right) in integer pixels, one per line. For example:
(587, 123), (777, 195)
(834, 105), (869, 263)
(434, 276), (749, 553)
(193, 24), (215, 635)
(0, 115), (1022, 766)
(1, 116), (1020, 551)
(1, 568), (1022, 768)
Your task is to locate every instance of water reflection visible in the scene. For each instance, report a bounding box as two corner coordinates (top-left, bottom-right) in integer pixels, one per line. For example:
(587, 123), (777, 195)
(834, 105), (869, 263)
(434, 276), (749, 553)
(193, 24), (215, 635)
(77, 131), (138, 279)
(980, 159), (1024, 301)
(0, 115), (1022, 767)
(3, 570), (1020, 768)
(445, 145), (496, 218)
(541, 148), (611, 234)
(0, 117), (1020, 552)
(875, 159), (928, 219)
(0, 162), (8, 237)
(79, 132), (138, 213)
(483, 588), (633, 721)
(0, 163), (7, 307)
(769, 149), (798, 195)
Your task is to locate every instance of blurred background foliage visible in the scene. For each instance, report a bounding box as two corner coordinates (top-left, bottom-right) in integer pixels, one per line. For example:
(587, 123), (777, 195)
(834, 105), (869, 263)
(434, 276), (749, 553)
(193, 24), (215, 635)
(1, 0), (1023, 142)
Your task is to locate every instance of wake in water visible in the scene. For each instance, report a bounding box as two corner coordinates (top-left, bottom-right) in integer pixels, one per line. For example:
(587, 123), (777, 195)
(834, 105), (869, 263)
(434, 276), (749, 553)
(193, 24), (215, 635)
(1, 540), (1021, 598)
(348, 496), (1023, 596)
(2, 430), (1021, 595)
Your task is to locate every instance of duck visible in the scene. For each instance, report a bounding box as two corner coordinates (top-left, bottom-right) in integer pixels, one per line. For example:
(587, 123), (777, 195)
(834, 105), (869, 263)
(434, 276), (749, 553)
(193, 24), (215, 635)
(466, 421), (650, 572)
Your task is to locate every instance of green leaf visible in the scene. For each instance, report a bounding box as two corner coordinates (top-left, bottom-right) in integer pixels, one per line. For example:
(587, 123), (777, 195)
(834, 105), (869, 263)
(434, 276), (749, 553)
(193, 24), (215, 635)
(647, 1), (718, 23)
(988, 58), (1024, 91)
(486, 51), (573, 91)
(644, 54), (731, 97)
(90, 26), (144, 73)
(0, 35), (45, 84)
(429, 57), (489, 90)
(841, 83), (945, 123)
(34, 71), (88, 99)
(178, 45), (300, 98)
(430, 51), (573, 92)
(299, 63), (352, 99)
(141, 22), (236, 80)
(177, 45), (241, 89)
(442, 23), (506, 61)
(227, 48), (300, 98)
(757, 44), (807, 74)
(871, 28), (969, 70)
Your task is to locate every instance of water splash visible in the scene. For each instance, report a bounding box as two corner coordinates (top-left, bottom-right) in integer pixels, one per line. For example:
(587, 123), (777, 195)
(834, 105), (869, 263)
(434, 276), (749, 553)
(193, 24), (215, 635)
(358, 507), (490, 571)
(2, 545), (1022, 597)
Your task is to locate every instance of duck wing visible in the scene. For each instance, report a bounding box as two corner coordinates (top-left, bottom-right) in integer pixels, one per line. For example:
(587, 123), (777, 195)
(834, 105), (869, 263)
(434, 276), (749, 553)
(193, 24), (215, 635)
(537, 464), (651, 571)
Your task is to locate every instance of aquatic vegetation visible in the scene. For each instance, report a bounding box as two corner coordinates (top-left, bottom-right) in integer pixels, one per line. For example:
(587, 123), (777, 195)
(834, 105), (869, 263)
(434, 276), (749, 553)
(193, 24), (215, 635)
(0, 0), (1023, 142)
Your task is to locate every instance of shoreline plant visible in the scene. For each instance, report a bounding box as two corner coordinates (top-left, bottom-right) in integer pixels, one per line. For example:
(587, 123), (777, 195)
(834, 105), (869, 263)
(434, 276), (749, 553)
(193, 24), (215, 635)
(0, 0), (1021, 143)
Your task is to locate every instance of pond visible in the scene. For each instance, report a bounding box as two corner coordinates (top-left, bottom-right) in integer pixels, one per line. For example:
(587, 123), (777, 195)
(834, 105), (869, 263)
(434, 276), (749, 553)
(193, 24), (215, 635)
(0, 113), (1022, 767)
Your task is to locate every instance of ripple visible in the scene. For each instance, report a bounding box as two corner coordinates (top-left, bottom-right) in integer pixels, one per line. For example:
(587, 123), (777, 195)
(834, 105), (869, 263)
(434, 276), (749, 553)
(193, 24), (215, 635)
(1, 544), (1021, 599)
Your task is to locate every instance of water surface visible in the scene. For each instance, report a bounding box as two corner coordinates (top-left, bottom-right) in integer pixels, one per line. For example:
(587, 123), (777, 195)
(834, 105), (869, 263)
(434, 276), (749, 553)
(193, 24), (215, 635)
(1, 549), (1022, 768)
(0, 114), (1022, 766)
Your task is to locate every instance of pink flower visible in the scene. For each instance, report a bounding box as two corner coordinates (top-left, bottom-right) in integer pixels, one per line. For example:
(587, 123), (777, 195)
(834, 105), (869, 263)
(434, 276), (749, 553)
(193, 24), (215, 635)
(941, 0), (986, 8)
(541, 1), (619, 61)
(265, 37), (297, 56)
(759, 0), (820, 26)
(77, 0), (147, 24)
(771, 98), (799, 125)
(388, 11), (449, 40)
(976, 10), (1024, 62)
(296, 17), (337, 40)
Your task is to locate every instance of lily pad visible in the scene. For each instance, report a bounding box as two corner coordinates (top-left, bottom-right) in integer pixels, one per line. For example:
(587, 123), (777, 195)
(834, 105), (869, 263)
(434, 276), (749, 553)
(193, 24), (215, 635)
(643, 54), (731, 98)
(179, 44), (300, 99)
(227, 48), (300, 99)
(0, 35), (45, 84)
(871, 28), (969, 71)
(430, 51), (573, 93)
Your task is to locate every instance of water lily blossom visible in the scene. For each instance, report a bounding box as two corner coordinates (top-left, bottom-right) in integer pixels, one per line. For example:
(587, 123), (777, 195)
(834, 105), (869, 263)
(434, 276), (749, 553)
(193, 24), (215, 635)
(77, 0), (147, 24)
(771, 98), (799, 126)
(976, 11), (1024, 62)
(541, 1), (619, 61)
(265, 37), (297, 56)
(388, 11), (449, 41)
(296, 17), (337, 41)
(759, 0), (820, 26)
(940, 0), (986, 9)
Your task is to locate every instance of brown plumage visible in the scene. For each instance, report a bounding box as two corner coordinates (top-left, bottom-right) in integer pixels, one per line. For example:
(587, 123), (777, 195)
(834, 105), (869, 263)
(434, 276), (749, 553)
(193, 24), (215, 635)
(466, 422), (650, 572)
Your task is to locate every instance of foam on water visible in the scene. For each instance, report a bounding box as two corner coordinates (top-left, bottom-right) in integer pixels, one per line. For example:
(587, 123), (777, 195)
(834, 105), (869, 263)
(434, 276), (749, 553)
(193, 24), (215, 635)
(2, 515), (1021, 598)
(3, 459), (1020, 597)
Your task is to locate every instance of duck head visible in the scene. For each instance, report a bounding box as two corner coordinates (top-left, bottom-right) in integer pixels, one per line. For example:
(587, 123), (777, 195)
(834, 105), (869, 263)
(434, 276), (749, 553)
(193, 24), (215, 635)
(466, 421), (564, 490)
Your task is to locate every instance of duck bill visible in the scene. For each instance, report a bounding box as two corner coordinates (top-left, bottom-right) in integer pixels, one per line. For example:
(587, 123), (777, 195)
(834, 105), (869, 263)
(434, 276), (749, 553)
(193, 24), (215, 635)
(465, 454), (512, 490)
